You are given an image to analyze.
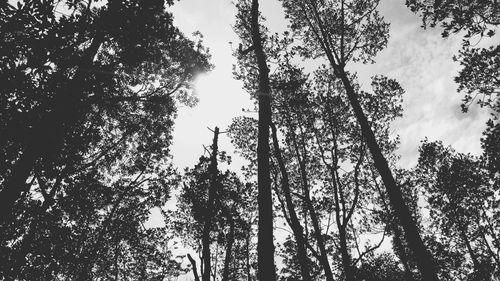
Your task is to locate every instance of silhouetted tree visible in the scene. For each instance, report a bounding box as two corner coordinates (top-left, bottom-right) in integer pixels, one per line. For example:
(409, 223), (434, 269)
(173, 146), (257, 281)
(233, 0), (277, 279)
(416, 140), (500, 280)
(279, 1), (440, 279)
(0, 0), (210, 279)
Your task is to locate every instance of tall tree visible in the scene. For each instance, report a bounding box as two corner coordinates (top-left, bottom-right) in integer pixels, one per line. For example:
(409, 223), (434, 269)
(234, 0), (277, 279)
(280, 1), (440, 279)
(251, 0), (276, 278)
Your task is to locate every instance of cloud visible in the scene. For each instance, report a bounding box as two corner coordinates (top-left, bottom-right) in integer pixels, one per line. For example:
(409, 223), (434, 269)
(352, 0), (491, 168)
(169, 0), (492, 171)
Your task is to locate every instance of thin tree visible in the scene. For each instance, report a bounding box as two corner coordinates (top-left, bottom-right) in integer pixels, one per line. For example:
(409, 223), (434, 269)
(270, 123), (312, 280)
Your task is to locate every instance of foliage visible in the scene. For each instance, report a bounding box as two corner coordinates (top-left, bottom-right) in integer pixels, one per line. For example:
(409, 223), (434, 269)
(2, 0), (500, 280)
(416, 139), (500, 280)
(0, 0), (210, 279)
(406, 0), (499, 38)
(172, 154), (257, 280)
(406, 0), (500, 111)
(281, 0), (389, 64)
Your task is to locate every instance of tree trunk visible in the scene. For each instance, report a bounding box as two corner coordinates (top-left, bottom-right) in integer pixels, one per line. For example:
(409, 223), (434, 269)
(392, 222), (416, 281)
(202, 127), (220, 281)
(250, 1), (276, 280)
(335, 67), (440, 281)
(307, 197), (335, 281)
(270, 123), (311, 280)
(188, 254), (201, 281)
(221, 211), (235, 281)
(339, 227), (355, 281)
(374, 169), (415, 281)
(288, 123), (334, 281)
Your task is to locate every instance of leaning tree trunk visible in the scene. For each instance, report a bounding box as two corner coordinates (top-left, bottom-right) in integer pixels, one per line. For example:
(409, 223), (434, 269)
(287, 121), (334, 281)
(202, 127), (220, 281)
(250, 0), (276, 280)
(270, 123), (311, 280)
(188, 254), (201, 281)
(335, 67), (440, 281)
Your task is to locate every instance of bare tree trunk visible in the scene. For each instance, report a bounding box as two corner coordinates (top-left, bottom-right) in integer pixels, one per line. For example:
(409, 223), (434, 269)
(250, 1), (276, 280)
(335, 68), (439, 281)
(188, 254), (201, 281)
(202, 127), (220, 281)
(270, 123), (311, 280)
(304, 183), (334, 281)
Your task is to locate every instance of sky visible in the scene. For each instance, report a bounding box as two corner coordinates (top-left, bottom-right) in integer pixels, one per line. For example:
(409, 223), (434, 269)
(168, 0), (497, 173)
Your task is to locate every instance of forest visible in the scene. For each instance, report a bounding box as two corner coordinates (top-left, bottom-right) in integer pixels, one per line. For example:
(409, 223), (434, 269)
(0, 0), (499, 280)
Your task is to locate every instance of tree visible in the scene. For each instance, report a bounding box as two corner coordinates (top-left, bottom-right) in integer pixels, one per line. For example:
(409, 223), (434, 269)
(416, 140), (500, 280)
(174, 150), (258, 281)
(405, 0), (499, 38)
(0, 0), (211, 279)
(230, 28), (410, 280)
(356, 253), (409, 281)
(280, 1), (440, 280)
(371, 168), (421, 281)
(0, 0), (210, 225)
(234, 0), (277, 279)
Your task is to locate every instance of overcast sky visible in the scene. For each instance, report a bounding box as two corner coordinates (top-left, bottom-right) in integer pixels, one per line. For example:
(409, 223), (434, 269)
(168, 0), (497, 174)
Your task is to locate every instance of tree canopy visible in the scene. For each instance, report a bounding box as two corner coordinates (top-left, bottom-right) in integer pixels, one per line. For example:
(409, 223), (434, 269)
(1, 0), (499, 280)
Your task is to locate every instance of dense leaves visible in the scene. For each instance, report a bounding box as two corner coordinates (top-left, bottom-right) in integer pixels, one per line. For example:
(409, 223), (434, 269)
(0, 0), (210, 279)
(417, 139), (500, 280)
(172, 154), (258, 281)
